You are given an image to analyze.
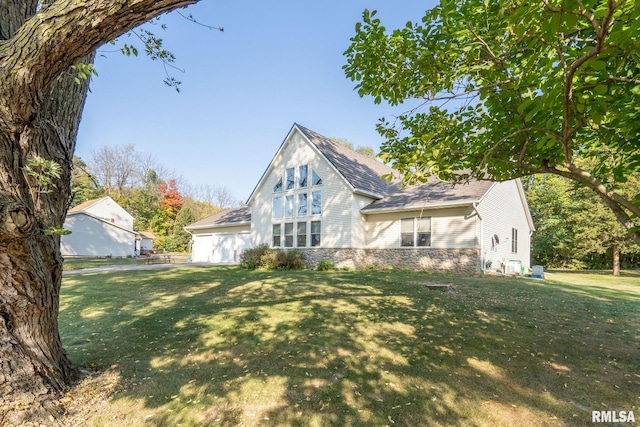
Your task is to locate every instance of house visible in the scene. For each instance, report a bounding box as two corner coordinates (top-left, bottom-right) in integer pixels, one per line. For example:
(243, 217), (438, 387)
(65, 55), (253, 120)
(185, 124), (534, 273)
(135, 231), (156, 254)
(61, 196), (137, 257)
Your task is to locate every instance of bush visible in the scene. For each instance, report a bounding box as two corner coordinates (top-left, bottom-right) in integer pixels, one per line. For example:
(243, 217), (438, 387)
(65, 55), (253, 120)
(316, 259), (334, 271)
(240, 245), (307, 270)
(277, 249), (306, 270)
(240, 244), (271, 269)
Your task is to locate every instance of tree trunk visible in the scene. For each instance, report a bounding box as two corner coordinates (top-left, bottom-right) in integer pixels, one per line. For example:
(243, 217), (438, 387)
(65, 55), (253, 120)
(0, 57), (93, 424)
(612, 242), (620, 277)
(0, 0), (200, 423)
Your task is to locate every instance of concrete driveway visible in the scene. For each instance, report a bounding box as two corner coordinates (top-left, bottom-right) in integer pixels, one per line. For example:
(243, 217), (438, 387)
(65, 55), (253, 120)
(62, 262), (221, 275)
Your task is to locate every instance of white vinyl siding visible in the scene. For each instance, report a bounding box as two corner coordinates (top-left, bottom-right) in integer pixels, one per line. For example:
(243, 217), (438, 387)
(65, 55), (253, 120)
(61, 214), (136, 257)
(250, 129), (357, 249)
(476, 180), (532, 270)
(364, 207), (476, 249)
(81, 197), (134, 231)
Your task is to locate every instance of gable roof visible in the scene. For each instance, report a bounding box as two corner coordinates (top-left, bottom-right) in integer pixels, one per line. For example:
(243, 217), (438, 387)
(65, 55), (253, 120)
(246, 123), (400, 205)
(295, 124), (402, 196)
(361, 177), (495, 213)
(185, 207), (252, 231)
(68, 197), (108, 213)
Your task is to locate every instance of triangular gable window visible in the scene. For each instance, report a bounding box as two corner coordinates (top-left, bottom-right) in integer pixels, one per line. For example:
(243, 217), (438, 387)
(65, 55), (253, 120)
(312, 170), (322, 186)
(273, 177), (283, 193)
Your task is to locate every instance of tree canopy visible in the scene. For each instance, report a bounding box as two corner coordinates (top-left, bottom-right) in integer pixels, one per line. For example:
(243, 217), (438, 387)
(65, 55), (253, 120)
(344, 0), (640, 245)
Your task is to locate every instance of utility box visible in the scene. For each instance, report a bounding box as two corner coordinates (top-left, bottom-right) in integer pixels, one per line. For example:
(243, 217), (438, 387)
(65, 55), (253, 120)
(532, 265), (544, 279)
(506, 259), (523, 275)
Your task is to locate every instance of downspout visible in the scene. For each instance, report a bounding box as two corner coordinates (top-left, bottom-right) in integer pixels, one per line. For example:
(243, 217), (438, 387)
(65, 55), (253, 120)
(184, 228), (193, 263)
(473, 203), (484, 273)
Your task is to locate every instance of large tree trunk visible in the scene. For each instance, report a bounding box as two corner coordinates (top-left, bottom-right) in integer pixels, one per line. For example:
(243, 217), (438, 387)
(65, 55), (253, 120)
(0, 57), (93, 424)
(0, 0), (200, 423)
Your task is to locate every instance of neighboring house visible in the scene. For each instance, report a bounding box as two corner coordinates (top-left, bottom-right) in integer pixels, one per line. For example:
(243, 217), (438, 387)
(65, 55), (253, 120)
(136, 231), (156, 254)
(185, 124), (534, 273)
(61, 196), (137, 257)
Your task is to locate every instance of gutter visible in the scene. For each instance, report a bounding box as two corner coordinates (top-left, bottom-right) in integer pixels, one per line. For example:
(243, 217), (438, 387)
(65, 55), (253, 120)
(184, 221), (252, 231)
(353, 189), (384, 200)
(361, 201), (476, 215)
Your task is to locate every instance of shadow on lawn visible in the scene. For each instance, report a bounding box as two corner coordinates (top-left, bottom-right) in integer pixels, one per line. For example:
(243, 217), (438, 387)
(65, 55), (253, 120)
(60, 267), (639, 426)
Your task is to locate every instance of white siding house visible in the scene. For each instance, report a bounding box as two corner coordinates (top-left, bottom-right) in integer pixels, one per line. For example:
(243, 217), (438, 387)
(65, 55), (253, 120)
(61, 196), (137, 257)
(186, 124), (535, 274)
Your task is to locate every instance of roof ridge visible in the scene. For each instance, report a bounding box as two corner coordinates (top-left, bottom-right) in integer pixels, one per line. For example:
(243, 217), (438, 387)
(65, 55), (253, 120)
(295, 124), (401, 196)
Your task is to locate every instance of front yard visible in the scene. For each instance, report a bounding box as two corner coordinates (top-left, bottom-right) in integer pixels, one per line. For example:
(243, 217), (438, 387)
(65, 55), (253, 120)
(59, 268), (639, 426)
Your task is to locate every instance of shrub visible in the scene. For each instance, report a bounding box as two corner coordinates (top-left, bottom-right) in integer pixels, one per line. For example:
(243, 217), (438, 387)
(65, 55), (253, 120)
(277, 249), (306, 270)
(240, 245), (307, 270)
(316, 259), (334, 271)
(240, 244), (271, 269)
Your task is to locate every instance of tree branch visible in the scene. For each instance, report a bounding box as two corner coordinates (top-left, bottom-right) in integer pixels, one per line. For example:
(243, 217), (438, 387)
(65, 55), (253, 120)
(0, 0), (200, 133)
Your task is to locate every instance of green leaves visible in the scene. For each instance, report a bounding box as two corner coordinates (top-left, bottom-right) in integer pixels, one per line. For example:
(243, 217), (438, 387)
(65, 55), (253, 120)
(344, 0), (640, 244)
(23, 156), (62, 194)
(70, 63), (98, 84)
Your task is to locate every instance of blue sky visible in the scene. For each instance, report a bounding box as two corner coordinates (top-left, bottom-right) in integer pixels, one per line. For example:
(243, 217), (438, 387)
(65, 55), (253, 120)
(76, 1), (437, 202)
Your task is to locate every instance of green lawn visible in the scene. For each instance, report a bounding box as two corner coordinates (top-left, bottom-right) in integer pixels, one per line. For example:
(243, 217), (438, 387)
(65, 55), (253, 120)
(59, 268), (639, 426)
(62, 255), (188, 270)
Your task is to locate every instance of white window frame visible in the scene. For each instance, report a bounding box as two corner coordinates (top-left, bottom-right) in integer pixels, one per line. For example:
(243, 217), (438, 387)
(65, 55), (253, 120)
(400, 217), (431, 247)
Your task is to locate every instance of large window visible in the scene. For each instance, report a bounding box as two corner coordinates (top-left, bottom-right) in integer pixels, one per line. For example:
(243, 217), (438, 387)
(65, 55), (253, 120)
(299, 165), (308, 188)
(311, 191), (322, 215)
(297, 222), (307, 247)
(284, 223), (294, 247)
(401, 217), (431, 247)
(273, 196), (282, 218)
(285, 195), (294, 218)
(272, 224), (281, 247)
(297, 193), (308, 216)
(286, 168), (295, 190)
(311, 221), (321, 247)
(511, 228), (518, 253)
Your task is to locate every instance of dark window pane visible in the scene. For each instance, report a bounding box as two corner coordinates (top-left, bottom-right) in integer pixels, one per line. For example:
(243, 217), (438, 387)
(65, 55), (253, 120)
(297, 222), (307, 247)
(310, 221), (321, 247)
(417, 232), (430, 247)
(401, 233), (414, 247)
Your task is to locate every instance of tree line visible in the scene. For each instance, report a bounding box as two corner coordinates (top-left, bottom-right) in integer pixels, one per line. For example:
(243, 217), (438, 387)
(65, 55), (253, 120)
(526, 171), (640, 274)
(71, 144), (240, 252)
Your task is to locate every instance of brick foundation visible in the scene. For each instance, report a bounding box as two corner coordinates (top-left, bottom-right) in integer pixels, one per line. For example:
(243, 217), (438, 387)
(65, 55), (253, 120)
(301, 248), (481, 275)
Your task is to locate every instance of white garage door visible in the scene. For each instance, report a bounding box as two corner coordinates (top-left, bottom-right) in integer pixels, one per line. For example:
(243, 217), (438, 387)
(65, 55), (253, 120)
(191, 234), (213, 262)
(213, 233), (252, 264)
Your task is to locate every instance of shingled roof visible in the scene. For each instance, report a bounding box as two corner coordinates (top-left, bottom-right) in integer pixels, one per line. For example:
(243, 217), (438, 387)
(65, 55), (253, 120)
(361, 177), (494, 213)
(185, 207), (251, 230)
(296, 124), (402, 196)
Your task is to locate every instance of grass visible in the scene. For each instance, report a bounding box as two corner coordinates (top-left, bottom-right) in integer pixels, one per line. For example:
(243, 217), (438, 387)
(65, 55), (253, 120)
(62, 255), (188, 270)
(59, 268), (639, 426)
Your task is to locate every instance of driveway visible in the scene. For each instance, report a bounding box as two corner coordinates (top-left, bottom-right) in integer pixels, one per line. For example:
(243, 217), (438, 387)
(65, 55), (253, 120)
(62, 262), (221, 275)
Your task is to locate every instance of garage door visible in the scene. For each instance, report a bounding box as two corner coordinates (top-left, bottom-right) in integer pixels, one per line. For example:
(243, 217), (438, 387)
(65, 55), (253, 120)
(213, 233), (252, 264)
(191, 234), (213, 262)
